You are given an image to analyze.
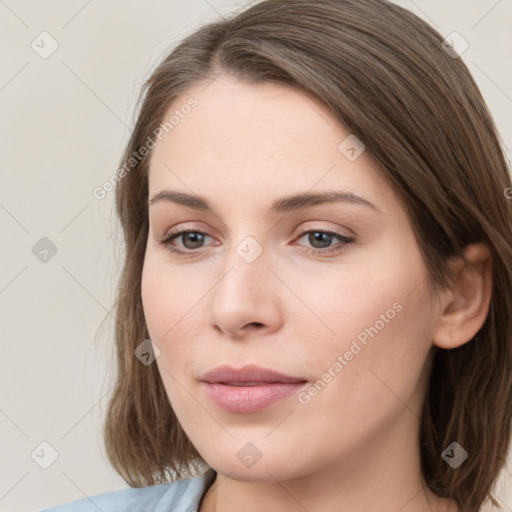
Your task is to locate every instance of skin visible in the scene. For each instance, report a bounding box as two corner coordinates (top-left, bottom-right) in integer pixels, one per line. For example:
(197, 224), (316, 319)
(141, 75), (492, 512)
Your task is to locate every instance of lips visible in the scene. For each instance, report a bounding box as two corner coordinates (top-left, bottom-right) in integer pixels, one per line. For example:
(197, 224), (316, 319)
(201, 364), (306, 385)
(200, 365), (308, 413)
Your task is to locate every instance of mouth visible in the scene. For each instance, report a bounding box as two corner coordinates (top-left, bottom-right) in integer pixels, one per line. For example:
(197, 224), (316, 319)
(201, 364), (306, 385)
(200, 365), (308, 413)
(221, 382), (285, 386)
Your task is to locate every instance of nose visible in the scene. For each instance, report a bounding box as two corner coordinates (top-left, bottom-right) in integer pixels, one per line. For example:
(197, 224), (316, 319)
(209, 240), (283, 340)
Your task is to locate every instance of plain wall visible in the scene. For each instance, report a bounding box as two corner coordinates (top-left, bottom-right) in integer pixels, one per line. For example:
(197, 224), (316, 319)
(0, 1), (510, 511)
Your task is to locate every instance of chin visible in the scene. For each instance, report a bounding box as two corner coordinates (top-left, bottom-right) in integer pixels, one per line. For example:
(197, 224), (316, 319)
(204, 448), (308, 483)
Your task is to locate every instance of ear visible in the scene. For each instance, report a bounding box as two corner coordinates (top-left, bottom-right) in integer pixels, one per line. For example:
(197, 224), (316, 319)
(433, 243), (493, 349)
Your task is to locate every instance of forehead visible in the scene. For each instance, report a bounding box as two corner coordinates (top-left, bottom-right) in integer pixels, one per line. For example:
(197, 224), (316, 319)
(147, 75), (391, 209)
(152, 76), (345, 158)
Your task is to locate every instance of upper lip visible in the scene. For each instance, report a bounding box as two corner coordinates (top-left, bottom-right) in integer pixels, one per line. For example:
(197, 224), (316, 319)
(201, 364), (306, 385)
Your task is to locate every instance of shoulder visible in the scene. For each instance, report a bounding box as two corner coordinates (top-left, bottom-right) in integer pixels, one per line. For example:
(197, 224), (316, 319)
(33, 469), (216, 512)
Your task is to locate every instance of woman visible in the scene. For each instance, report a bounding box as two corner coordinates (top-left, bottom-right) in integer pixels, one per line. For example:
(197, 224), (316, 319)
(37, 0), (512, 511)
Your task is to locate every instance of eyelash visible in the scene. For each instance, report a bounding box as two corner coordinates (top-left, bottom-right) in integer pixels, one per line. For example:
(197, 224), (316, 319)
(157, 228), (354, 258)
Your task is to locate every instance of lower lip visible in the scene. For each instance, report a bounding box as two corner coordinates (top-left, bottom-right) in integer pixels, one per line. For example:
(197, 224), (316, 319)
(203, 382), (307, 413)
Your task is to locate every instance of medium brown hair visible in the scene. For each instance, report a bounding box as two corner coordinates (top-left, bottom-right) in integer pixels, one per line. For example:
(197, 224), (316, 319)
(103, 1), (512, 510)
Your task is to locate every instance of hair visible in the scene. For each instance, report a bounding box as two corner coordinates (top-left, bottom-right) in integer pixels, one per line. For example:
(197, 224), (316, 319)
(102, 1), (512, 510)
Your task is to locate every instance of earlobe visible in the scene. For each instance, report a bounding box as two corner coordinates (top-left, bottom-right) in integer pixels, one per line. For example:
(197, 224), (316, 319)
(433, 243), (493, 350)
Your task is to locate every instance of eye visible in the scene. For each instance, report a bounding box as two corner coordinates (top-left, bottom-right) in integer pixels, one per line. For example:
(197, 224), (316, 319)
(157, 228), (354, 258)
(294, 229), (354, 255)
(157, 229), (214, 257)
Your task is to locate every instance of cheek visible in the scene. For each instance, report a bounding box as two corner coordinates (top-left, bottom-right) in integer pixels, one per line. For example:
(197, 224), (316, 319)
(141, 260), (169, 341)
(287, 255), (405, 346)
(301, 256), (435, 425)
(299, 237), (428, 354)
(142, 254), (199, 339)
(140, 254), (210, 376)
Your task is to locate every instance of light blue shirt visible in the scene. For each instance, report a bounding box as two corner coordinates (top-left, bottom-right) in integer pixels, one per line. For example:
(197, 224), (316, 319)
(34, 469), (216, 512)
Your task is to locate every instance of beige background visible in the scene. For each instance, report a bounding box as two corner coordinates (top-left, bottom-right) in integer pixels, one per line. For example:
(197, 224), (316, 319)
(0, 1), (510, 511)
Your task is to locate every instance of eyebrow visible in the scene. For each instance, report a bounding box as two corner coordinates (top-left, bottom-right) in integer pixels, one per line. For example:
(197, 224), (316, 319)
(148, 189), (379, 214)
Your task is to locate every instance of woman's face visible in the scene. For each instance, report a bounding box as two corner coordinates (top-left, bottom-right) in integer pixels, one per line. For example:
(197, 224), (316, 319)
(141, 75), (441, 482)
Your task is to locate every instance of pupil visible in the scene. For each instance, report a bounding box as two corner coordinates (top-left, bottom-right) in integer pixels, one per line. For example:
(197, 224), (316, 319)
(184, 232), (203, 249)
(310, 232), (331, 248)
